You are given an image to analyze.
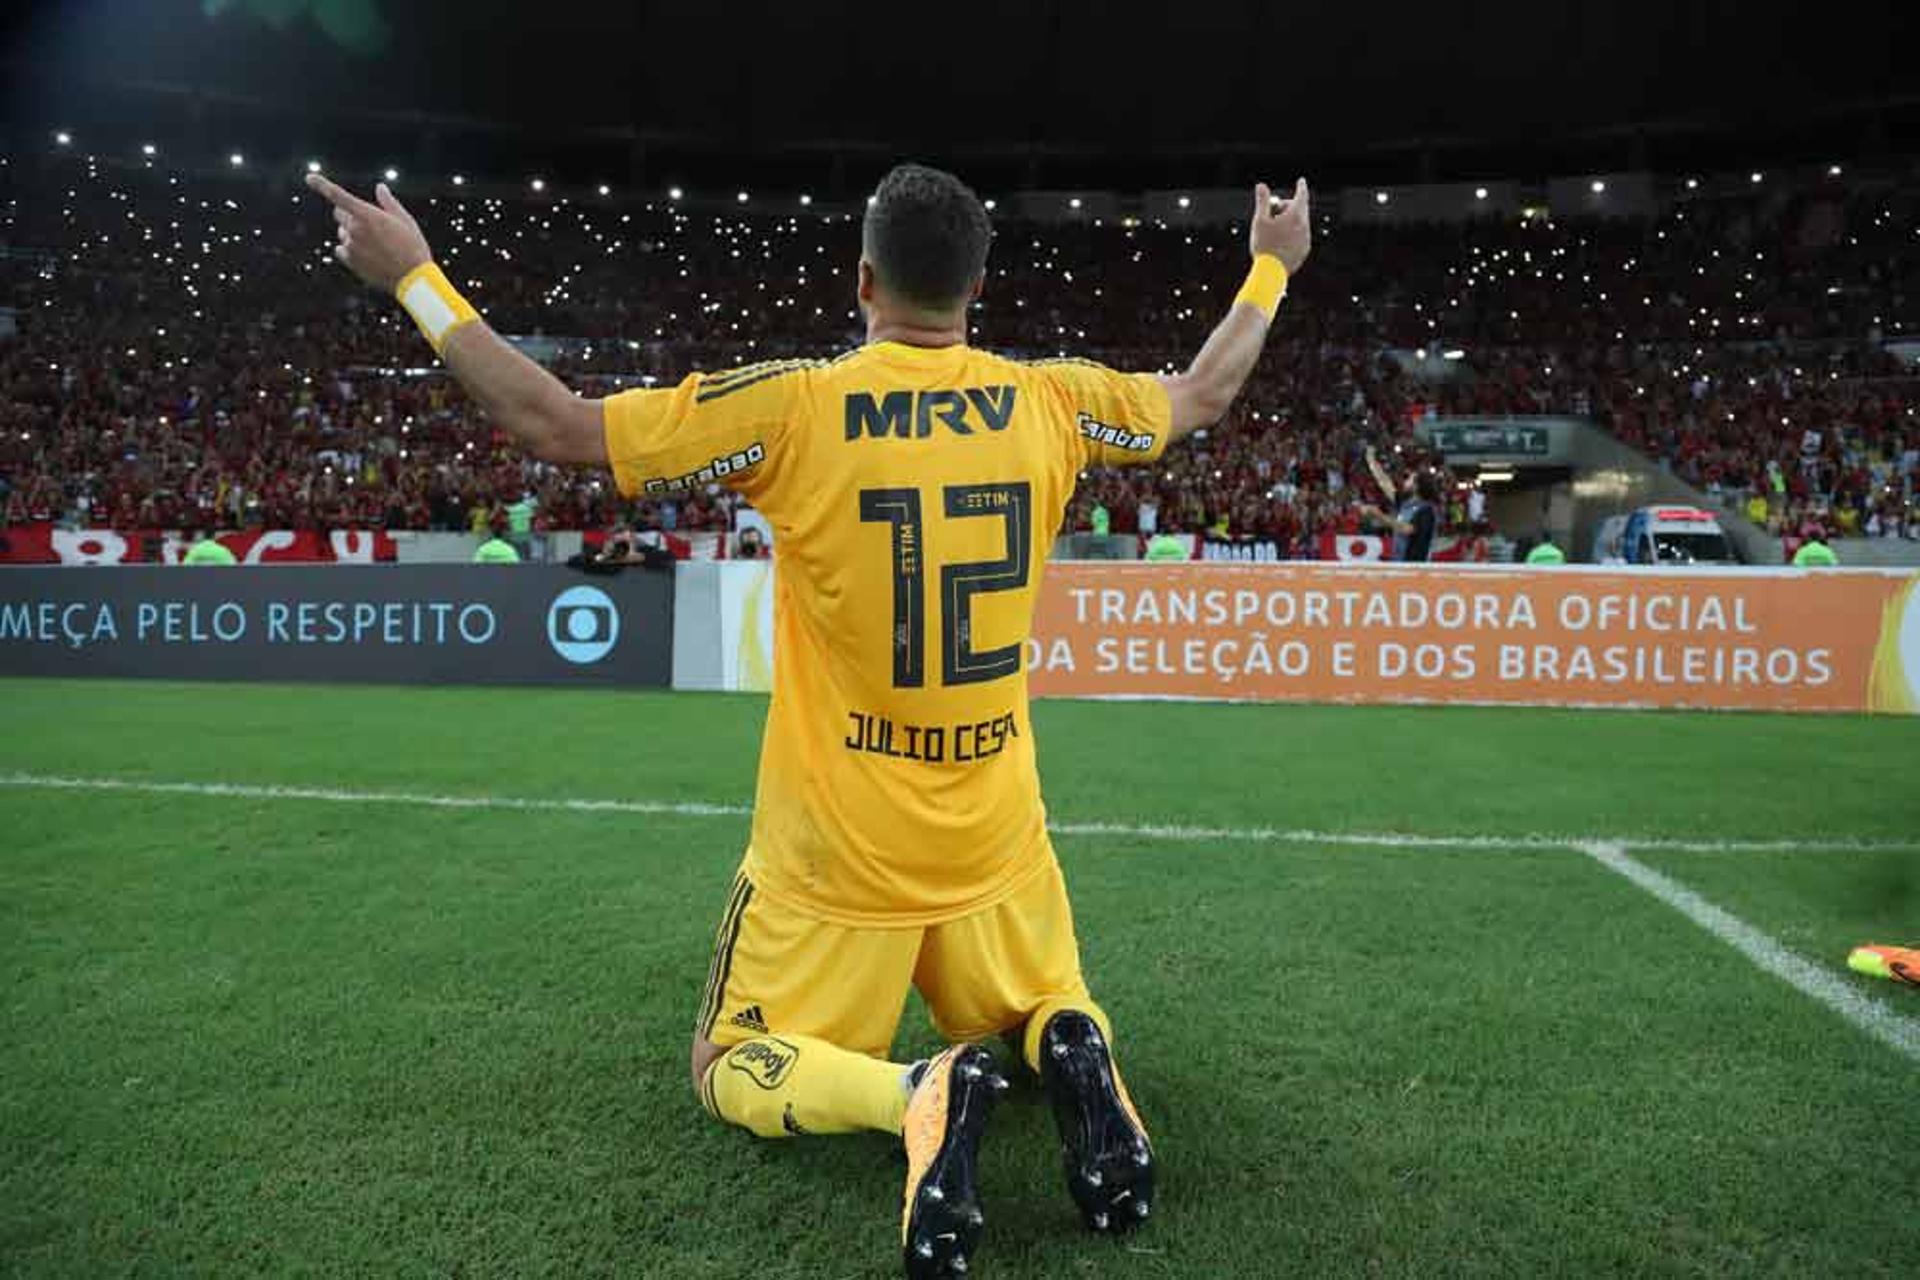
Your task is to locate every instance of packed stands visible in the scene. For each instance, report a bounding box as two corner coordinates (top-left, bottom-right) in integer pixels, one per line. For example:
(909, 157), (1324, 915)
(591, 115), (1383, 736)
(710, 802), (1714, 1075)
(2, 150), (1916, 550)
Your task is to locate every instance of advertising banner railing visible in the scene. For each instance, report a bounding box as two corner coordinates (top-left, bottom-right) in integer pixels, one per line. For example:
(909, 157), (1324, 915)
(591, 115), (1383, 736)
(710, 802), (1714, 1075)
(0, 524), (397, 565)
(0, 565), (672, 687)
(1027, 563), (1920, 713)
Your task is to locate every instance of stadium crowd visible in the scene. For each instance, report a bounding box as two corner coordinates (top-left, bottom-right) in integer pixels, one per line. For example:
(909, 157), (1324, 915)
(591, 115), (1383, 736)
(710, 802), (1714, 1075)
(2, 149), (1916, 551)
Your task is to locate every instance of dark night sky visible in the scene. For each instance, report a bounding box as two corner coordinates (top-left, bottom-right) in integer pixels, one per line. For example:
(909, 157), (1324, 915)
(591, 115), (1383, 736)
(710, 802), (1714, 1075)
(3, 0), (1913, 187)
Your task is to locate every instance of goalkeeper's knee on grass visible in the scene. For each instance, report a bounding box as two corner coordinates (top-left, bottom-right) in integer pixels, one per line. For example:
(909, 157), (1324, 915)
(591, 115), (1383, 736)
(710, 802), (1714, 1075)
(699, 1035), (916, 1138)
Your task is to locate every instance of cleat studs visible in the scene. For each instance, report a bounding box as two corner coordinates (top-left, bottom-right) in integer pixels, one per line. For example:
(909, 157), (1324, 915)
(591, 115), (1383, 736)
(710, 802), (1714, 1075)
(1133, 1148), (1152, 1167)
(1085, 1170), (1103, 1188)
(924, 1184), (945, 1202)
(1092, 1212), (1110, 1231)
(915, 1240), (935, 1259)
(949, 1257), (968, 1274)
(989, 1074), (1009, 1092)
(960, 1062), (983, 1081)
(967, 1208), (985, 1227)
(1135, 1200), (1150, 1219)
(1051, 1042), (1070, 1059)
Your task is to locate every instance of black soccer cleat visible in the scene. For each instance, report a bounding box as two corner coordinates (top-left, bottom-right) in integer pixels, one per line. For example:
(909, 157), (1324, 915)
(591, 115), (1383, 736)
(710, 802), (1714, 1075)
(1038, 1011), (1155, 1235)
(901, 1043), (1009, 1278)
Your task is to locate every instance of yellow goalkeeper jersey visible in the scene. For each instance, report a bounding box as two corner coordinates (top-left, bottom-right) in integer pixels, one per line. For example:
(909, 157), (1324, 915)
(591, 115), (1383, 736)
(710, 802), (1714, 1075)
(604, 341), (1171, 925)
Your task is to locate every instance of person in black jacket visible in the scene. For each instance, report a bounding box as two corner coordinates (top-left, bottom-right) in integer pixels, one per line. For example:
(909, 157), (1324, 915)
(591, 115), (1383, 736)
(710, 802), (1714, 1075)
(1361, 469), (1440, 562)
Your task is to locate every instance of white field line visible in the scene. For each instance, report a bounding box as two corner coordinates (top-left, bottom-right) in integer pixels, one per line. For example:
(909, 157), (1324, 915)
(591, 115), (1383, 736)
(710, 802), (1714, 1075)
(3, 772), (1912, 1062)
(1580, 841), (1920, 1065)
(2, 771), (1918, 855)
(0, 772), (751, 819)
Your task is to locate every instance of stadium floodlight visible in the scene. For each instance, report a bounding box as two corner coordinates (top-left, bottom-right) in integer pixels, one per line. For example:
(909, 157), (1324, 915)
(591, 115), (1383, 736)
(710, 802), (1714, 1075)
(141, 143), (157, 157)
(983, 198), (996, 211)
(736, 190), (749, 203)
(530, 177), (545, 192)
(1374, 190), (1389, 204)
(1474, 187), (1488, 200)
(306, 159), (323, 174)
(669, 186), (684, 201)
(1750, 171), (1763, 184)
(597, 184), (610, 196)
(1590, 179), (1606, 194)
(1442, 348), (1466, 360)
(229, 152), (245, 167)
(1827, 163), (1842, 176)
(1685, 177), (1699, 190)
(799, 193), (812, 206)
(1177, 195), (1191, 209)
(384, 167), (399, 182)
(1478, 468), (1516, 482)
(54, 130), (72, 146)
(451, 174), (466, 186)
(1069, 197), (1083, 209)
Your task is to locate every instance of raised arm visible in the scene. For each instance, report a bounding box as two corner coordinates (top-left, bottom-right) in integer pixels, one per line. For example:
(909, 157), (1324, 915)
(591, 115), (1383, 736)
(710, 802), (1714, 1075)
(1363, 444), (1396, 503)
(1156, 179), (1312, 441)
(306, 174), (606, 466)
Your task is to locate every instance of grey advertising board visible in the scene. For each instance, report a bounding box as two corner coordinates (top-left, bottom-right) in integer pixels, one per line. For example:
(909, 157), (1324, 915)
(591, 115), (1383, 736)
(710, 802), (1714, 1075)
(1425, 422), (1553, 456)
(0, 565), (673, 686)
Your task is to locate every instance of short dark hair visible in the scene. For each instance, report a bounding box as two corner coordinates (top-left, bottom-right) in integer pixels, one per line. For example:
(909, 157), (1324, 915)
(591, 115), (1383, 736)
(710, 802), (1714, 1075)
(1414, 470), (1442, 502)
(862, 163), (991, 311)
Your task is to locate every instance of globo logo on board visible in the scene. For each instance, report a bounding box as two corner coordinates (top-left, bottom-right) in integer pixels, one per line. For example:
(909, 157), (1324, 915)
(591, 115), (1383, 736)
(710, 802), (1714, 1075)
(546, 584), (621, 664)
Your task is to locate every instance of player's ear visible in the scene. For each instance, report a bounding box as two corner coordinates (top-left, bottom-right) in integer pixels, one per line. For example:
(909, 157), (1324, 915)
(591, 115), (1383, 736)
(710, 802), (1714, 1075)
(856, 259), (877, 304)
(968, 274), (985, 302)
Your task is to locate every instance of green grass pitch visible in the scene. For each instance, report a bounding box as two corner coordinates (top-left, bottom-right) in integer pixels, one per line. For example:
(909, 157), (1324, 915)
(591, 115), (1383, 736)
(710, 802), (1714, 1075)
(3, 679), (1918, 1277)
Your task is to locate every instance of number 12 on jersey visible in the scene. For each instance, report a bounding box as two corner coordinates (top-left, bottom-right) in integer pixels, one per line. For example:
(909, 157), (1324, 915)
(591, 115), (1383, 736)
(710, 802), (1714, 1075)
(858, 482), (1032, 689)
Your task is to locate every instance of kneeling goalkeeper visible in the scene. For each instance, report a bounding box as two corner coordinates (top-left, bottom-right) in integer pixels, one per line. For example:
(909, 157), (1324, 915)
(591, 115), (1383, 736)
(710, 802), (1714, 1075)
(311, 161), (1311, 1276)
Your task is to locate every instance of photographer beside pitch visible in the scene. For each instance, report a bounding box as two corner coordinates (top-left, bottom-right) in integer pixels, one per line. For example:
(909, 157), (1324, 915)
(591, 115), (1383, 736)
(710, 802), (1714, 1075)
(310, 164), (1310, 1277)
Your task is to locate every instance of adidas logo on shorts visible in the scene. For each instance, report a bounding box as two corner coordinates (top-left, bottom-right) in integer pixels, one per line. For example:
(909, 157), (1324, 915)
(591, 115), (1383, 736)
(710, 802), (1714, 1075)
(728, 1004), (769, 1034)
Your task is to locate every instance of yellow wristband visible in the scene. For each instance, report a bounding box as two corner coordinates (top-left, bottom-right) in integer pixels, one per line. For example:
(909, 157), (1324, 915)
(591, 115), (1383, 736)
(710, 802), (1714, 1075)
(394, 261), (480, 355)
(1233, 253), (1289, 319)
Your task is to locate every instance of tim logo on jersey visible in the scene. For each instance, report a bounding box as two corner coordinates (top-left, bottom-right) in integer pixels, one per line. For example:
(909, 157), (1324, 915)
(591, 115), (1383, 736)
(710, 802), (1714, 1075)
(844, 386), (1017, 440)
(1077, 411), (1155, 454)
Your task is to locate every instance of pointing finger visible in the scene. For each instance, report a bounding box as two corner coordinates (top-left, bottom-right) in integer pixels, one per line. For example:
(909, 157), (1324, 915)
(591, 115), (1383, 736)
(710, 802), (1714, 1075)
(306, 171), (375, 215)
(1253, 182), (1272, 219)
(1293, 177), (1310, 209)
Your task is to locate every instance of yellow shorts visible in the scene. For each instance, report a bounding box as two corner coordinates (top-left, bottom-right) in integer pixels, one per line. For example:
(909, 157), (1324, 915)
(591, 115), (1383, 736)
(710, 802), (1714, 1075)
(694, 853), (1093, 1058)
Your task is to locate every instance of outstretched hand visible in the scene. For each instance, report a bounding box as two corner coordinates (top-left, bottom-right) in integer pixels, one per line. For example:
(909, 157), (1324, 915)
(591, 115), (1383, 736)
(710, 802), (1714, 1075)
(306, 173), (433, 294)
(1250, 178), (1311, 274)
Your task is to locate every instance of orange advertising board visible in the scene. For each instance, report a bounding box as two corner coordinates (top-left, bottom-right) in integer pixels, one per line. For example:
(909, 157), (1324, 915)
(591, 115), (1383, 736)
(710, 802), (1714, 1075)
(1026, 563), (1920, 714)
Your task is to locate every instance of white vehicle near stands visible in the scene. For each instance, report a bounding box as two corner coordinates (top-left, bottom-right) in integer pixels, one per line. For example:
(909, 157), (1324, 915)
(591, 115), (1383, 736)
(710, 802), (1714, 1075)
(1592, 506), (1737, 565)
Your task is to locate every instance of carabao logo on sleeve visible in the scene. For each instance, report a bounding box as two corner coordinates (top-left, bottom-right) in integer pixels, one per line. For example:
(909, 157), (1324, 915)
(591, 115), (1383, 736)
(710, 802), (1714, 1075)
(546, 585), (621, 664)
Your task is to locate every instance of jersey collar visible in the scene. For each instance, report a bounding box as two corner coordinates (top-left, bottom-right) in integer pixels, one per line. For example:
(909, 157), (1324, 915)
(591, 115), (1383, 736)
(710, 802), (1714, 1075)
(865, 340), (971, 367)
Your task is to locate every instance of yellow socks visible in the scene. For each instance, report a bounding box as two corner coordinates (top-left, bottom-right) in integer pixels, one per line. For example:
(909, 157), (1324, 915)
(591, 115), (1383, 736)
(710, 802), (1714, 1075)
(704, 1005), (1121, 1139)
(1020, 998), (1113, 1074)
(703, 1034), (913, 1138)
